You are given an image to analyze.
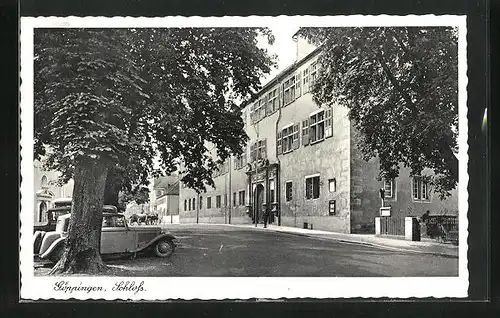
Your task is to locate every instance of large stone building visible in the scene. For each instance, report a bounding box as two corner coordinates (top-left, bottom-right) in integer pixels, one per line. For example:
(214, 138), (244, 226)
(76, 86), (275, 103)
(179, 32), (458, 233)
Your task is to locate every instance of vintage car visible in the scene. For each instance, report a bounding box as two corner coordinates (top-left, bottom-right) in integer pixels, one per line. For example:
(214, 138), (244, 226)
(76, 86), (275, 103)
(34, 212), (176, 263)
(33, 198), (117, 234)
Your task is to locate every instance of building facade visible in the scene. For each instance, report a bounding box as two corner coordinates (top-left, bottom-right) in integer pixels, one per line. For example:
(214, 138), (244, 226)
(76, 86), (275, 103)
(178, 33), (458, 233)
(33, 159), (74, 225)
(149, 176), (180, 224)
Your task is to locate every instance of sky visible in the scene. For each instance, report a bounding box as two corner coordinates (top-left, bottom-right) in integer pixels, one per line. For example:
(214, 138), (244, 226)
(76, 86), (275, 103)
(259, 26), (299, 85)
(152, 27), (300, 172)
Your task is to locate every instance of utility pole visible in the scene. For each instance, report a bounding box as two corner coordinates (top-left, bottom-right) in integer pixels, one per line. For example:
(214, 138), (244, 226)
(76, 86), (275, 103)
(196, 192), (200, 224)
(228, 158), (232, 224)
(253, 122), (259, 228)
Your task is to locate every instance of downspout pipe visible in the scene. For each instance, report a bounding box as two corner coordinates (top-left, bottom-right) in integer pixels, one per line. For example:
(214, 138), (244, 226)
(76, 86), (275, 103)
(275, 77), (285, 226)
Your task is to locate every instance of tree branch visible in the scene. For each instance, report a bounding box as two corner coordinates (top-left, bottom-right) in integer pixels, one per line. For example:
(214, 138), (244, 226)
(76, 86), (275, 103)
(375, 52), (418, 114)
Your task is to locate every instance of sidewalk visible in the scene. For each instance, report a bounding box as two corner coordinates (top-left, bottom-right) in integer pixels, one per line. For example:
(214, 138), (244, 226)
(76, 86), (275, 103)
(225, 223), (459, 258)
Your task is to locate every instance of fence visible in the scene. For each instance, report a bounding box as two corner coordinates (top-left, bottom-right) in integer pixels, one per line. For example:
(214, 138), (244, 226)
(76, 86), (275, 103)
(380, 217), (405, 236)
(421, 215), (458, 244)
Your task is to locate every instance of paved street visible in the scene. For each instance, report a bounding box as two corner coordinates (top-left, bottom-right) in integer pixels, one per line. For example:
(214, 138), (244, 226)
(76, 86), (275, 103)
(35, 224), (458, 277)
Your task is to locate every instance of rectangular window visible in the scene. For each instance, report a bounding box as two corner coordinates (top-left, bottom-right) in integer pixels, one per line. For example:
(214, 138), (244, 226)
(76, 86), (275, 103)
(412, 177), (430, 201)
(192, 198), (196, 210)
(384, 178), (395, 199)
(207, 197), (212, 209)
(309, 110), (325, 144)
(216, 195), (221, 208)
(282, 125), (294, 153)
(267, 88), (279, 114)
(281, 123), (300, 154)
(224, 194), (227, 207)
(239, 190), (246, 206)
(250, 98), (266, 123)
(305, 175), (320, 199)
(251, 140), (267, 161)
(200, 196), (203, 209)
(233, 192), (237, 207)
(188, 198), (191, 211)
(184, 199), (187, 211)
(329, 178), (336, 192)
(283, 75), (296, 105)
(285, 181), (293, 202)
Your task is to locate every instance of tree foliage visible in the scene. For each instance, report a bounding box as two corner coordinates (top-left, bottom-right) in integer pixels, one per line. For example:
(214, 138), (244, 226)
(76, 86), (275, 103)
(299, 27), (458, 198)
(34, 28), (275, 273)
(35, 28), (276, 194)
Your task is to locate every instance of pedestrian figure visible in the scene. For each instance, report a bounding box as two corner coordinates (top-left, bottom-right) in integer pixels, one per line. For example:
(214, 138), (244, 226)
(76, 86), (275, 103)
(263, 208), (270, 228)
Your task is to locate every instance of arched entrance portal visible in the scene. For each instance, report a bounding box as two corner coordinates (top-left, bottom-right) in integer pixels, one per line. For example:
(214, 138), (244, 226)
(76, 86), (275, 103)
(253, 184), (265, 224)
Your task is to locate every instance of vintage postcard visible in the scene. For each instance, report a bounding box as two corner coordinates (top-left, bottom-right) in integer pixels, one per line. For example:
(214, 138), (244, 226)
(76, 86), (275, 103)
(20, 15), (469, 300)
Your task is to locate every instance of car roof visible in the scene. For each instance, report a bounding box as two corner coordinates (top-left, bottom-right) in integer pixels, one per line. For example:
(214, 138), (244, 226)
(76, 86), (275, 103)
(50, 205), (117, 212)
(59, 212), (124, 220)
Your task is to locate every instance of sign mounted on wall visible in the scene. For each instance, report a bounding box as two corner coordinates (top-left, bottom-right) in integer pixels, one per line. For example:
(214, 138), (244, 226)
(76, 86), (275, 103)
(328, 200), (336, 216)
(380, 206), (391, 217)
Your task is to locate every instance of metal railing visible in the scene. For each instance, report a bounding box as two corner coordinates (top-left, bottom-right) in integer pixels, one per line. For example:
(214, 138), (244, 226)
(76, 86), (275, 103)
(421, 215), (458, 244)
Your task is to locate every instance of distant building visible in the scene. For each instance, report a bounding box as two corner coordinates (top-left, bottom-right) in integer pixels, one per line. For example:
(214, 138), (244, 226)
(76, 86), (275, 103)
(150, 175), (180, 224)
(178, 31), (458, 233)
(33, 159), (74, 224)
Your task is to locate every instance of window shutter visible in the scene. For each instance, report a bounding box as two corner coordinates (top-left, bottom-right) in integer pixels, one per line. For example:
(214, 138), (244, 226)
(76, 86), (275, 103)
(325, 108), (333, 138)
(266, 93), (272, 115)
(303, 67), (309, 94)
(295, 73), (301, 98)
(292, 123), (300, 150)
(302, 119), (310, 146)
(250, 143), (255, 162)
(276, 131), (282, 155)
(278, 84), (283, 108)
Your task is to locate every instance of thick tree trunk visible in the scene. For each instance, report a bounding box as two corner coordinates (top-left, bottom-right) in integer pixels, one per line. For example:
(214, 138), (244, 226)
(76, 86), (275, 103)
(50, 158), (109, 274)
(103, 167), (121, 208)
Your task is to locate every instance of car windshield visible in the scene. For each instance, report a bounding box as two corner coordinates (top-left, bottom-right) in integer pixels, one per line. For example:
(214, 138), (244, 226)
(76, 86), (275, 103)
(56, 217), (70, 233)
(102, 215), (126, 228)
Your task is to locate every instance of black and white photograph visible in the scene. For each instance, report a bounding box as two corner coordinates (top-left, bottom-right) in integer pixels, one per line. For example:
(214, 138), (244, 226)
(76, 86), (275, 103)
(20, 16), (469, 299)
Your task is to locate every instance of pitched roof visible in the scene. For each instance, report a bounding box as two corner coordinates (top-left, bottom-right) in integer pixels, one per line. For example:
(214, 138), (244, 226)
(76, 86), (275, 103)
(165, 180), (180, 195)
(156, 179), (180, 199)
(154, 174), (178, 189)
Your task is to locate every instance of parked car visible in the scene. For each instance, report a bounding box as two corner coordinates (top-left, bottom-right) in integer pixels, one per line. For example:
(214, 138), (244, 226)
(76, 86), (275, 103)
(34, 212), (176, 263)
(33, 198), (117, 234)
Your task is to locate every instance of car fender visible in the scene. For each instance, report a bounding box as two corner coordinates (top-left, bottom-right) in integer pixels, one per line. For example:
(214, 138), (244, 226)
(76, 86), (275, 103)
(38, 232), (62, 256)
(39, 237), (66, 260)
(33, 231), (46, 254)
(131, 233), (176, 253)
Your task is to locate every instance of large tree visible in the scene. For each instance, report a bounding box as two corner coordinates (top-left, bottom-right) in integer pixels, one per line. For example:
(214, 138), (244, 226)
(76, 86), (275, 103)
(34, 28), (275, 274)
(299, 27), (458, 198)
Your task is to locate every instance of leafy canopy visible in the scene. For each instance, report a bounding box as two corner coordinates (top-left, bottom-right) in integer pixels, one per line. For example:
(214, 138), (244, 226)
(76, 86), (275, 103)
(299, 27), (458, 198)
(34, 28), (276, 195)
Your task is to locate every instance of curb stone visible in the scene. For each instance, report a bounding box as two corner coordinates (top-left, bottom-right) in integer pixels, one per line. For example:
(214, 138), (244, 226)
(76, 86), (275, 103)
(225, 224), (458, 258)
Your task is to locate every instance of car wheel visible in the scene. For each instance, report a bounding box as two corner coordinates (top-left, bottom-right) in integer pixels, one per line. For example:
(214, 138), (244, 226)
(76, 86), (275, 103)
(154, 239), (175, 258)
(49, 245), (64, 263)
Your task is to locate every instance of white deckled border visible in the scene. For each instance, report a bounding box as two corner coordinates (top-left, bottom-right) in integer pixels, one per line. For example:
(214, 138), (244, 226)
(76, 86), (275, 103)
(20, 15), (469, 300)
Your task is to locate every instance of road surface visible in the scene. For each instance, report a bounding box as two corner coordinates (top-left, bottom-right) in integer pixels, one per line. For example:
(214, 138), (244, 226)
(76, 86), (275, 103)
(35, 224), (458, 277)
